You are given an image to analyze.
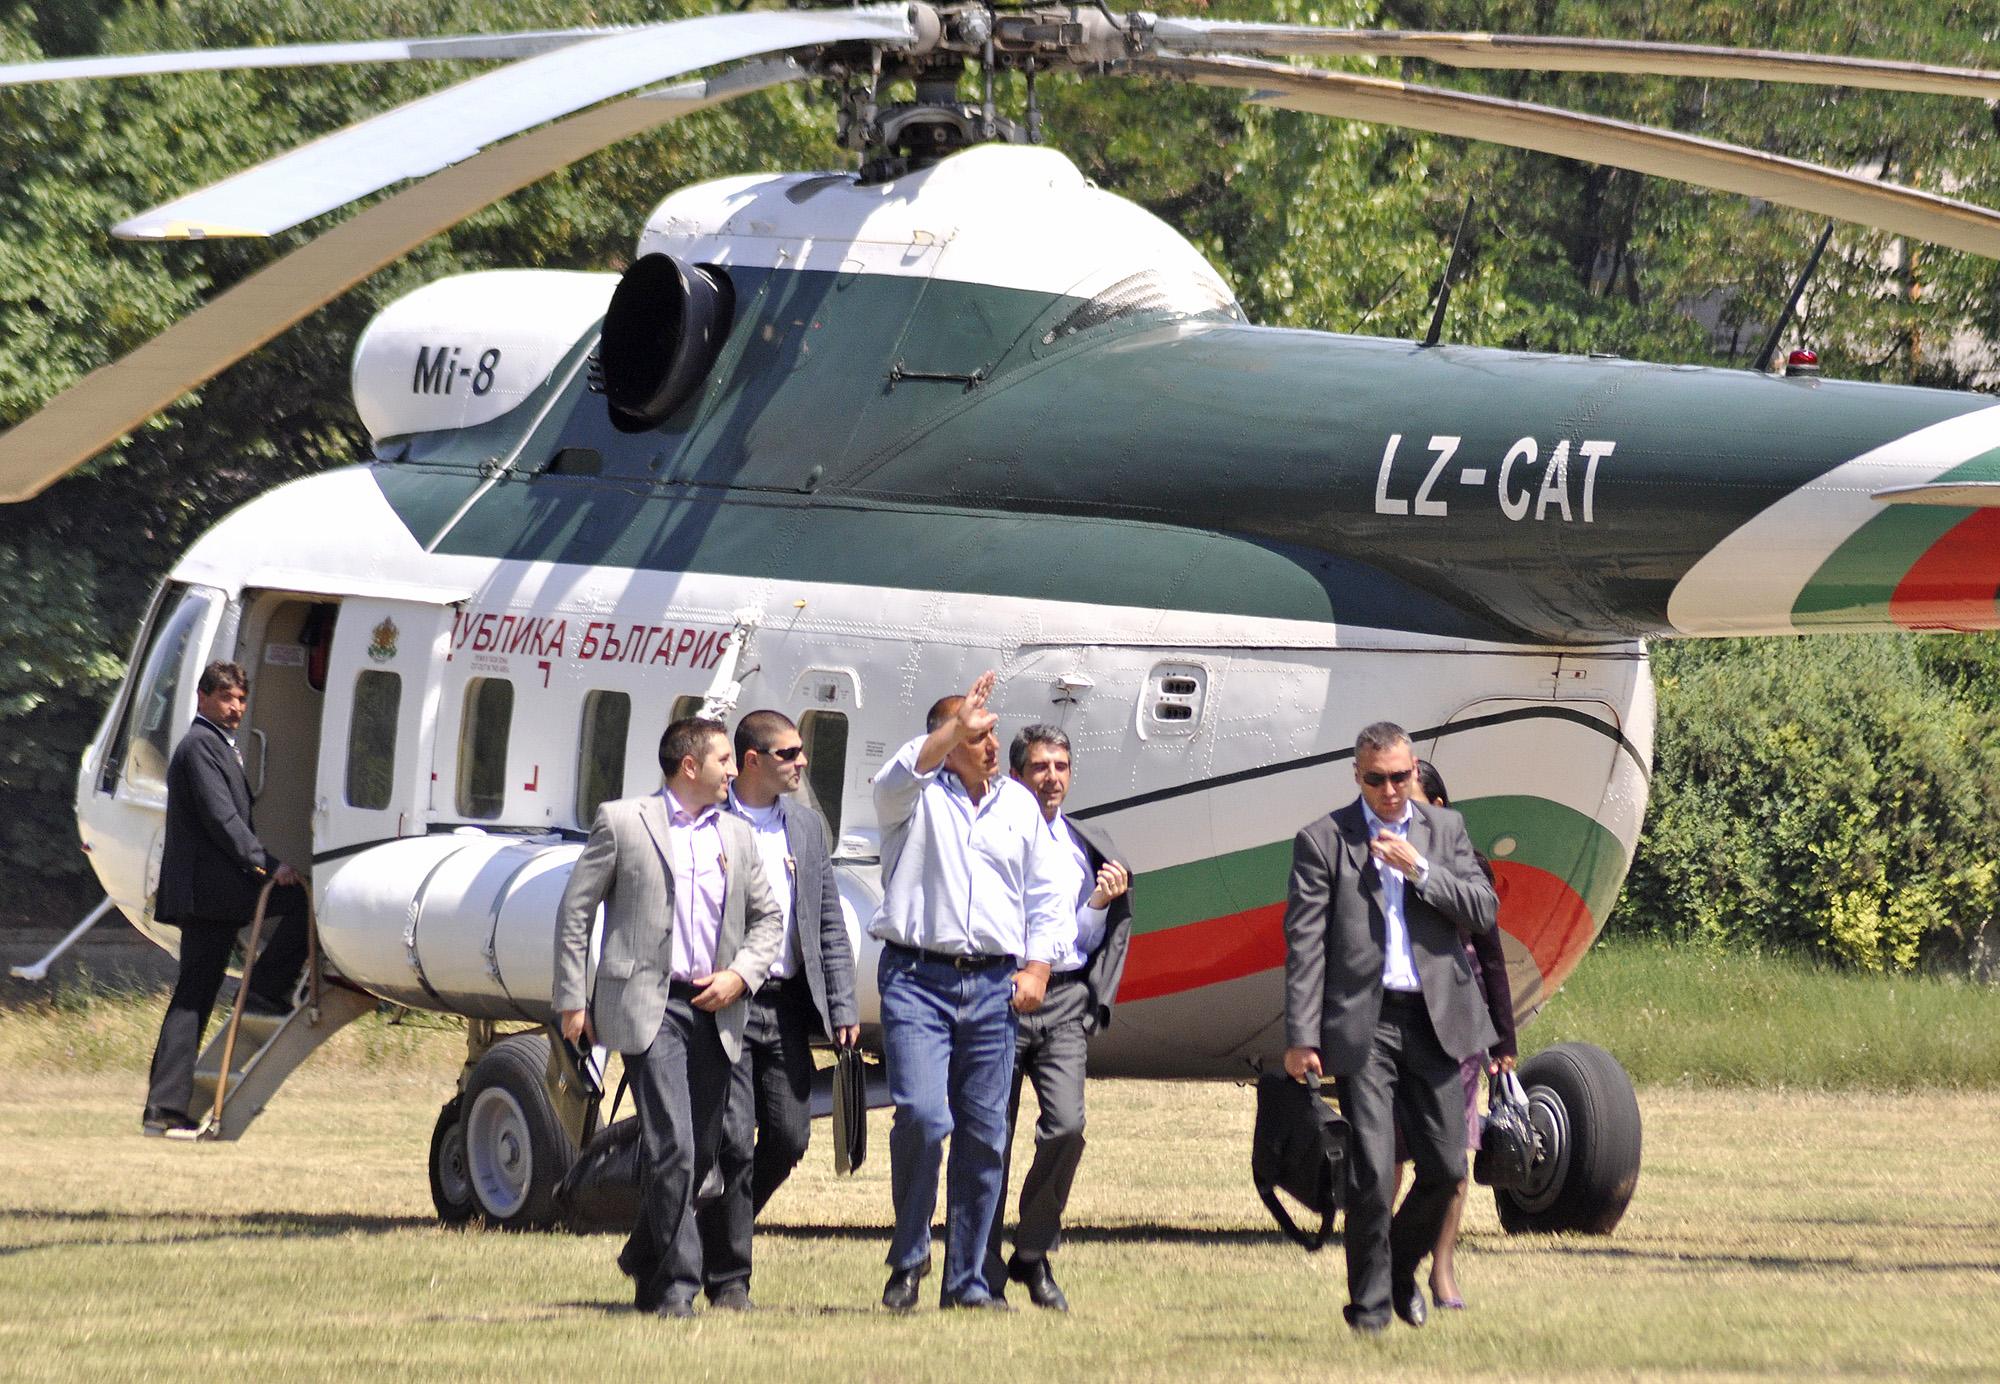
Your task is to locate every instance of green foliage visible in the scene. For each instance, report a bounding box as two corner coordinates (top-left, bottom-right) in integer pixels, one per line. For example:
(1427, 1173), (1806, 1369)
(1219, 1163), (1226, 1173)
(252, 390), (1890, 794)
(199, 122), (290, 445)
(1526, 935), (2000, 1088)
(1621, 636), (2000, 972)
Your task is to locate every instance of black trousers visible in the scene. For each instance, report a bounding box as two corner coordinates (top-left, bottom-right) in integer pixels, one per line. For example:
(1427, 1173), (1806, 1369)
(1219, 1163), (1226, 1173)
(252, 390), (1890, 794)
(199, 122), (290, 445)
(985, 974), (1091, 1282)
(143, 886), (310, 1122)
(697, 977), (816, 1293)
(621, 985), (734, 1308)
(1333, 991), (1466, 1329)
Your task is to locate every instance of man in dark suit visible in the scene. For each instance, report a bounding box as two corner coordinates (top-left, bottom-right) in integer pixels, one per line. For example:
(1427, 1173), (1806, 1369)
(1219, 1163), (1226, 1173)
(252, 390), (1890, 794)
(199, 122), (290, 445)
(698, 708), (860, 1306)
(984, 725), (1133, 1312)
(143, 661), (310, 1138)
(1282, 720), (1499, 1334)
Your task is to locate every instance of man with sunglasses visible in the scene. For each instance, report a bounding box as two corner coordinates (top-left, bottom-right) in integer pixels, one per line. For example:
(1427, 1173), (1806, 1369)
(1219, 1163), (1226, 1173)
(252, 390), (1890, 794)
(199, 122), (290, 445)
(1281, 721), (1499, 1335)
(697, 709), (860, 1309)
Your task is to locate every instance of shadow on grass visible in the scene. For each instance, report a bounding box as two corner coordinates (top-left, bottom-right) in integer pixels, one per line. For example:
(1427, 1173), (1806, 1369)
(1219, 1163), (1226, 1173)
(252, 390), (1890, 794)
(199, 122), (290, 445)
(759, 1222), (1300, 1247)
(1538, 1238), (1997, 1274)
(0, 1205), (437, 1257)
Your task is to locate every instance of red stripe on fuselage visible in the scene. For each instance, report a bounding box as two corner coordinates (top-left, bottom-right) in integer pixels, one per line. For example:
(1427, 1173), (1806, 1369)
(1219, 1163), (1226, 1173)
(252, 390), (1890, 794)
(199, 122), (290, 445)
(1116, 865), (1597, 1004)
(1890, 509), (2000, 631)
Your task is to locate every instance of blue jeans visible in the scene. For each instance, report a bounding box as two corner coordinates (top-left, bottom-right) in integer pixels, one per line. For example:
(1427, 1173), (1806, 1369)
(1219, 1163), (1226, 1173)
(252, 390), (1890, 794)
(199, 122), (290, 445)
(879, 946), (1018, 1303)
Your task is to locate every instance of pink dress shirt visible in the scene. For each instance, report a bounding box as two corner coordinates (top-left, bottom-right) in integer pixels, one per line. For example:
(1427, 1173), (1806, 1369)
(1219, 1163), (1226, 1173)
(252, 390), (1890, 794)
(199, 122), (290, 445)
(663, 788), (726, 983)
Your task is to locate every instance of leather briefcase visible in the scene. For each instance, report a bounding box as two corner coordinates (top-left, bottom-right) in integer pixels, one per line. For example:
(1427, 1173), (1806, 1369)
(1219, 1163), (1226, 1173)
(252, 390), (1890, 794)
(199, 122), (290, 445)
(1473, 1068), (1540, 1190)
(1251, 1069), (1348, 1251)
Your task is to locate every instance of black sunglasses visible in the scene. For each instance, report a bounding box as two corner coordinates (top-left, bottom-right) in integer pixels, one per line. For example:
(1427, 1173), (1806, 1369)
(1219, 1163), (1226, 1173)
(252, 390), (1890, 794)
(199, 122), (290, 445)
(755, 744), (806, 762)
(1359, 768), (1415, 788)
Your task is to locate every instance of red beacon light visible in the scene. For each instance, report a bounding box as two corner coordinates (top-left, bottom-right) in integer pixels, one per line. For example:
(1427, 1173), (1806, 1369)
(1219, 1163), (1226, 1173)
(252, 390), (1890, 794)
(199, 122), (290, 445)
(1784, 348), (1821, 377)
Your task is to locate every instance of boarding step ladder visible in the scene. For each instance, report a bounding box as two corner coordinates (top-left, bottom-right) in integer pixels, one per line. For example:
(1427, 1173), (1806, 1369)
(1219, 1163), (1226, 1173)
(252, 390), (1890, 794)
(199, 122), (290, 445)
(191, 879), (376, 1142)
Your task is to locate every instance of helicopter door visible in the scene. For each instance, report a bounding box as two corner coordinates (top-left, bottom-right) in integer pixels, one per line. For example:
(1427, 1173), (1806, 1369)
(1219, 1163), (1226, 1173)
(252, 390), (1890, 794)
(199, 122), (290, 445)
(232, 594), (335, 883)
(315, 598), (453, 859)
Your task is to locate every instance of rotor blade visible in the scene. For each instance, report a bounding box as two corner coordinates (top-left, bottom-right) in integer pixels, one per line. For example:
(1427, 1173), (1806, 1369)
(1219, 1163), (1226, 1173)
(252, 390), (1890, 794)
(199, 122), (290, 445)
(1146, 22), (2000, 101)
(0, 56), (814, 505)
(0, 29), (627, 89)
(1149, 55), (2000, 261)
(113, 6), (910, 240)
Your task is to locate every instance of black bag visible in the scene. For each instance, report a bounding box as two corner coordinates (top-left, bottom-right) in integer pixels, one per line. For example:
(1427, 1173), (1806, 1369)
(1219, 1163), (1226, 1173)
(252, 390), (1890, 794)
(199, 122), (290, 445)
(554, 1067), (640, 1234)
(1251, 1069), (1348, 1251)
(832, 1045), (868, 1175)
(1473, 1069), (1539, 1191)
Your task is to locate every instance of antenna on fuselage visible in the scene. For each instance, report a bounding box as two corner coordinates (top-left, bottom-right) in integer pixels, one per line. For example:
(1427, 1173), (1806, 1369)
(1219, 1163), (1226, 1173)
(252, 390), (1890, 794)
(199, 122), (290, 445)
(1752, 221), (1836, 374)
(1422, 195), (1477, 349)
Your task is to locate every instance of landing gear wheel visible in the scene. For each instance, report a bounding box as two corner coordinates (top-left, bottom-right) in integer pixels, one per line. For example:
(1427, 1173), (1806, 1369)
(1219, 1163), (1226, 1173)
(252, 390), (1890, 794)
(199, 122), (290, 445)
(428, 1095), (478, 1226)
(1495, 1041), (1642, 1235)
(461, 1033), (578, 1230)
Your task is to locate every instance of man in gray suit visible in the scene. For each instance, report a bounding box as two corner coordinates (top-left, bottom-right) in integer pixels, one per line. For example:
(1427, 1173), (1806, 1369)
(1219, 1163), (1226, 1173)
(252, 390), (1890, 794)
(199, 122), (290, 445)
(555, 716), (784, 1318)
(698, 708), (859, 1304)
(1282, 721), (1498, 1335)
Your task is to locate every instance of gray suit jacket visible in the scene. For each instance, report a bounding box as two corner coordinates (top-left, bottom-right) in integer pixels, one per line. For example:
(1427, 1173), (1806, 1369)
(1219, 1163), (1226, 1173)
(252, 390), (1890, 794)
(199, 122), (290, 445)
(780, 800), (858, 1035)
(1065, 816), (1133, 1034)
(552, 794), (784, 1061)
(1282, 799), (1500, 1073)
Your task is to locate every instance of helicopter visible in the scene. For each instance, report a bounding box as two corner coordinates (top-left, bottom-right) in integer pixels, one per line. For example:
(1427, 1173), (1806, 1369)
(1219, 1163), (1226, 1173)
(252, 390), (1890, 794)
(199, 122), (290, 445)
(6, 2), (2000, 1237)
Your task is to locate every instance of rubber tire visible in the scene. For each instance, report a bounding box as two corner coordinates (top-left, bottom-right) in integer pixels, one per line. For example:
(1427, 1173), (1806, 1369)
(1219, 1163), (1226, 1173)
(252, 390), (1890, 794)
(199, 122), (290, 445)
(461, 1033), (578, 1231)
(428, 1096), (478, 1226)
(1495, 1041), (1642, 1235)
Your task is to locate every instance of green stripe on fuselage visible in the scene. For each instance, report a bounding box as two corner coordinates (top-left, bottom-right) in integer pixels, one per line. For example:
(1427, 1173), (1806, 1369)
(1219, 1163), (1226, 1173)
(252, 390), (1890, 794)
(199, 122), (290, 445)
(1792, 447), (2000, 626)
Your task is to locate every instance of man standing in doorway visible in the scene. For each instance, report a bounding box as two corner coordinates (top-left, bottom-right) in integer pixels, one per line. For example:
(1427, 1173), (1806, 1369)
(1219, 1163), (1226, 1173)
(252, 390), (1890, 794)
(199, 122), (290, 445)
(985, 724), (1133, 1312)
(871, 671), (1069, 1311)
(143, 661), (310, 1138)
(1281, 721), (1498, 1334)
(555, 717), (784, 1317)
(699, 708), (860, 1306)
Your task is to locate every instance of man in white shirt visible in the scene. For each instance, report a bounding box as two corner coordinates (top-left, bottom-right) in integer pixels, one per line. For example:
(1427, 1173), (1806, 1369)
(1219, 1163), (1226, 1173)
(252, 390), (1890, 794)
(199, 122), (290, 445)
(984, 724), (1133, 1312)
(871, 671), (1069, 1311)
(1280, 721), (1499, 1335)
(698, 709), (859, 1304)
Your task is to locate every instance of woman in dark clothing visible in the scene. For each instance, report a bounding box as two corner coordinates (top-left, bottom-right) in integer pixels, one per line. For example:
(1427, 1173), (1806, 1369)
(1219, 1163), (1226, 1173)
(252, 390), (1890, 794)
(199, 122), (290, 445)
(1413, 759), (1517, 1310)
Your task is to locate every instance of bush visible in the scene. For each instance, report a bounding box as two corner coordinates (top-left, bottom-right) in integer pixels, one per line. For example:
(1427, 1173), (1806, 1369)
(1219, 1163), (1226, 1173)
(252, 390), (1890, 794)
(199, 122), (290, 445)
(1620, 634), (2000, 973)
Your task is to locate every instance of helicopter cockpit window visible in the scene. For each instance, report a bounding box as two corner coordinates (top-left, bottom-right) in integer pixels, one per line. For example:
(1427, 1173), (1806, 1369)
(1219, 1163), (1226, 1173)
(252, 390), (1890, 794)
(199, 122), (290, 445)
(1041, 271), (1240, 348)
(798, 709), (849, 839)
(576, 690), (631, 825)
(456, 677), (514, 820)
(117, 585), (222, 797)
(345, 671), (401, 810)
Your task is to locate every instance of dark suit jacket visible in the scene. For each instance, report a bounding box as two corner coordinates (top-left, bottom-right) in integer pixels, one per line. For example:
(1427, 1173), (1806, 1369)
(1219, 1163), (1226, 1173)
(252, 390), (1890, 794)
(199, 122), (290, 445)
(1282, 798), (1500, 1073)
(779, 799), (858, 1036)
(1064, 816), (1133, 1034)
(155, 717), (274, 927)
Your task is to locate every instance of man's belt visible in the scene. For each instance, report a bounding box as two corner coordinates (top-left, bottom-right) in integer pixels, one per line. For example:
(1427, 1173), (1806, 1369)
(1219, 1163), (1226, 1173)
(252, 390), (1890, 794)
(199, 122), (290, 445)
(884, 941), (1013, 972)
(1047, 968), (1089, 987)
(1380, 988), (1427, 1011)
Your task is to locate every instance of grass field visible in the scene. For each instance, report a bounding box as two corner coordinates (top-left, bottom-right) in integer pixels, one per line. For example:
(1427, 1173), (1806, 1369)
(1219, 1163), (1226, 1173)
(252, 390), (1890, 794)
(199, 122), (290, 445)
(2, 992), (1998, 1381)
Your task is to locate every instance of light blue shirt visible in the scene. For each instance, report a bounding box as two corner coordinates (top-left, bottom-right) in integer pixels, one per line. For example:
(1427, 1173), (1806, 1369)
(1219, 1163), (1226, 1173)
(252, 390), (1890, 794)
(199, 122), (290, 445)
(870, 734), (1066, 964)
(1046, 813), (1110, 974)
(727, 787), (795, 980)
(1362, 800), (1430, 993)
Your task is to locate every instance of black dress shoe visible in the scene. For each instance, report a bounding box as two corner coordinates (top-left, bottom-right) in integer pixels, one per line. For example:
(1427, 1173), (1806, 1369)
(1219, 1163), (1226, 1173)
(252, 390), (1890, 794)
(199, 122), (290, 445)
(709, 1283), (754, 1312)
(882, 1260), (929, 1312)
(1393, 1282), (1428, 1328)
(1007, 1254), (1069, 1312)
(941, 1294), (1016, 1312)
(655, 1291), (698, 1320)
(141, 1110), (198, 1138)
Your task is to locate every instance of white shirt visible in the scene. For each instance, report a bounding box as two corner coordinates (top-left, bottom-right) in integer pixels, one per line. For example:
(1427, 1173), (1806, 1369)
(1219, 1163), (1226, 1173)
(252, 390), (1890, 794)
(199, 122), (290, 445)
(728, 787), (795, 980)
(1045, 813), (1109, 975)
(870, 734), (1066, 963)
(1362, 800), (1430, 993)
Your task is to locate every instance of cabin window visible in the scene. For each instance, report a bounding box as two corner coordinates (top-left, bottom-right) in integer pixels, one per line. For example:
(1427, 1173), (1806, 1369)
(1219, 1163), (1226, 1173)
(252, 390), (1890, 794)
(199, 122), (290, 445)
(456, 677), (514, 819)
(345, 671), (401, 810)
(117, 585), (221, 796)
(670, 694), (704, 723)
(799, 709), (849, 839)
(576, 690), (631, 824)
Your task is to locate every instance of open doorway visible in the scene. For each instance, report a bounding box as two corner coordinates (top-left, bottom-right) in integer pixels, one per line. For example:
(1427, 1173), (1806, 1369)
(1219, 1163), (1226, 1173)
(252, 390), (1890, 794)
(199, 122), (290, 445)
(234, 595), (336, 874)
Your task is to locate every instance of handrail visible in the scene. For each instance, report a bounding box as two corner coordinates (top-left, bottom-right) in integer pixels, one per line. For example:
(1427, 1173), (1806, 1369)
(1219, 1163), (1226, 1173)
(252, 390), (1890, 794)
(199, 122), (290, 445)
(207, 877), (321, 1132)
